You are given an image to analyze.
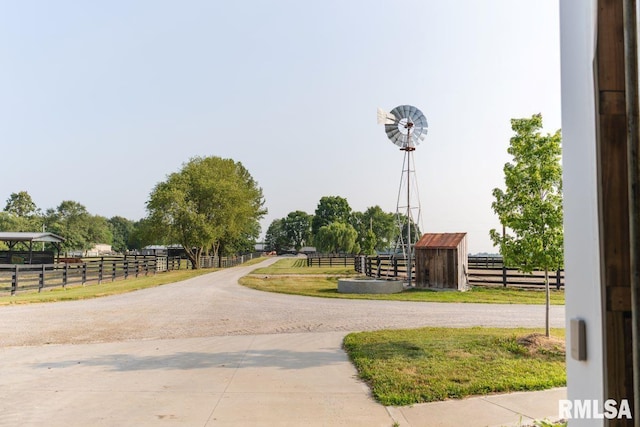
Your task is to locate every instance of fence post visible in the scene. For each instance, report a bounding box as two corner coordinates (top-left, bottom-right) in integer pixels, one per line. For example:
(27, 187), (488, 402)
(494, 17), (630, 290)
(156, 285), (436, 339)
(124, 260), (129, 279)
(112, 261), (117, 282)
(63, 263), (68, 288)
(82, 263), (87, 285)
(556, 269), (562, 290)
(98, 259), (104, 284)
(135, 259), (140, 278)
(393, 257), (398, 278)
(502, 265), (507, 287)
(11, 265), (18, 296)
(38, 264), (45, 293)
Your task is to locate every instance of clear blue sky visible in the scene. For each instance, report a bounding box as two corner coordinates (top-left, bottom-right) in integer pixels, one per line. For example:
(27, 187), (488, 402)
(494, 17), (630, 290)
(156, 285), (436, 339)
(0, 1), (561, 254)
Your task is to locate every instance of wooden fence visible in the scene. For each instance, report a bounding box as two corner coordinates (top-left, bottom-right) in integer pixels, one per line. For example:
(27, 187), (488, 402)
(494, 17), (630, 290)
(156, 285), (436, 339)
(0, 252), (263, 296)
(306, 254), (357, 267)
(315, 254), (564, 289)
(353, 255), (412, 279)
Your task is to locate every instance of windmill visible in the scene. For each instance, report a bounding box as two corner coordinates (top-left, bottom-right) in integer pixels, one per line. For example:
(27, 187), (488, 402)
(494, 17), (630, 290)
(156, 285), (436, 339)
(377, 105), (428, 285)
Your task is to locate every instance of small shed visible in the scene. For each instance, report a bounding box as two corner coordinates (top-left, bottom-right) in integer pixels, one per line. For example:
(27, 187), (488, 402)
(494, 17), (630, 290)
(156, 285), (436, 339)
(414, 232), (468, 291)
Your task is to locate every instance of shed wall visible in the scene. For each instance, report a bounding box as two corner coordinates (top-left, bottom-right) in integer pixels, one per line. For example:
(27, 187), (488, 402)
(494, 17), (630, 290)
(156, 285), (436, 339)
(415, 236), (468, 290)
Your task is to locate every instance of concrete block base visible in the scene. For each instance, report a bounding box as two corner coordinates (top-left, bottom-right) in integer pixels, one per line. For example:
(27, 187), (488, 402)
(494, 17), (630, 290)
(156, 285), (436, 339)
(337, 278), (404, 294)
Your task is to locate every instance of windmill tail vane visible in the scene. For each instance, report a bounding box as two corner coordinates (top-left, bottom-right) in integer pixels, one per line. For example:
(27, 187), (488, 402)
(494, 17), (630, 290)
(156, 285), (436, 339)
(377, 107), (398, 125)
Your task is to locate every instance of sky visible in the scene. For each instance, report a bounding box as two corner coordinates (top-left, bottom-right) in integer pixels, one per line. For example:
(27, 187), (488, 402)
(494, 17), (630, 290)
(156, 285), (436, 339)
(0, 1), (561, 254)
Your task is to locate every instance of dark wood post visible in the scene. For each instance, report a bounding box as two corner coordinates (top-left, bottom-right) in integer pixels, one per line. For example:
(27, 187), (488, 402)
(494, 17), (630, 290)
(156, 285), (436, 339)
(502, 266), (507, 287)
(38, 264), (45, 293)
(63, 263), (68, 288)
(11, 265), (18, 296)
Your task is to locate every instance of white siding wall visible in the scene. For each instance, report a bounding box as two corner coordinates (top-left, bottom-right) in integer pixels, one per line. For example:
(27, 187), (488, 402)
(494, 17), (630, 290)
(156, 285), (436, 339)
(560, 1), (605, 424)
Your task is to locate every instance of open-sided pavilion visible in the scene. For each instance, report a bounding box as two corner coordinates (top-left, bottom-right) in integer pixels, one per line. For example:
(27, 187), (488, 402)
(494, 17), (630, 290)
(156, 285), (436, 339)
(0, 232), (65, 264)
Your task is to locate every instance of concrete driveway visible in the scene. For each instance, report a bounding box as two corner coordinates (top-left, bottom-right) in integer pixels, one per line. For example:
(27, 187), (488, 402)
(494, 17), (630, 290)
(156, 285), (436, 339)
(0, 257), (566, 426)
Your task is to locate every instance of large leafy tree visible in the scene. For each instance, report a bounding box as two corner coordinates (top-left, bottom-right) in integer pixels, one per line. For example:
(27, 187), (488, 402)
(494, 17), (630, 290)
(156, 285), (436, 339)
(351, 206), (397, 253)
(44, 201), (112, 253)
(283, 210), (312, 251)
(108, 216), (136, 253)
(490, 114), (563, 337)
(145, 156), (266, 268)
(5, 191), (39, 217)
(311, 196), (352, 237)
(315, 222), (358, 254)
(264, 218), (289, 253)
(1, 191), (43, 232)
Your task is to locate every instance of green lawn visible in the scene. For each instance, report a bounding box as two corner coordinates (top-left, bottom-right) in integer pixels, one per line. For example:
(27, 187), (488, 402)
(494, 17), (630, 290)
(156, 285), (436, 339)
(343, 327), (566, 406)
(242, 258), (565, 305)
(239, 275), (565, 305)
(0, 269), (215, 305)
(251, 257), (355, 275)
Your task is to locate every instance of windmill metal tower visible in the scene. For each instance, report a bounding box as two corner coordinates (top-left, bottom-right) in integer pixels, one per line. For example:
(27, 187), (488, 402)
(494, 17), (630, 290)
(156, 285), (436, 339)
(378, 105), (428, 285)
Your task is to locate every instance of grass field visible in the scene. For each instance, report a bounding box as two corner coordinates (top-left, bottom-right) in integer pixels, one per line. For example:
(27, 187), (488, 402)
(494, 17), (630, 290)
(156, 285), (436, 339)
(251, 257), (355, 275)
(0, 268), (216, 305)
(343, 327), (566, 406)
(244, 258), (565, 305)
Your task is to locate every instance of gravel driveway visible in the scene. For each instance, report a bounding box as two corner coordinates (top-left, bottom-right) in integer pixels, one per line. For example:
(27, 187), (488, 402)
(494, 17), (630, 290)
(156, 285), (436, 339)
(0, 257), (565, 347)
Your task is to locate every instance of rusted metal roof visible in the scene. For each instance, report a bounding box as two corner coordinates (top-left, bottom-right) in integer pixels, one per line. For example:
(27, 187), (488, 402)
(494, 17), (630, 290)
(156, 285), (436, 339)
(415, 232), (467, 249)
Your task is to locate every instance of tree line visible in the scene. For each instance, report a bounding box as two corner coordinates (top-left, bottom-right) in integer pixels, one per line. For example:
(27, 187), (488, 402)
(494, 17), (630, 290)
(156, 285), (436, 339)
(264, 195), (419, 255)
(0, 192), (142, 254)
(0, 156), (266, 269)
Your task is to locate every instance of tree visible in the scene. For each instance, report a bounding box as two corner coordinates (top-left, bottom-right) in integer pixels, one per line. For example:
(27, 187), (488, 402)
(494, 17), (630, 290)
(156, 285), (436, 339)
(397, 214), (422, 249)
(490, 114), (563, 337)
(44, 201), (112, 253)
(2, 191), (42, 232)
(311, 196), (352, 237)
(315, 222), (358, 254)
(108, 216), (135, 253)
(145, 156), (266, 268)
(127, 218), (156, 251)
(5, 191), (38, 217)
(283, 210), (312, 251)
(265, 218), (289, 253)
(351, 206), (397, 253)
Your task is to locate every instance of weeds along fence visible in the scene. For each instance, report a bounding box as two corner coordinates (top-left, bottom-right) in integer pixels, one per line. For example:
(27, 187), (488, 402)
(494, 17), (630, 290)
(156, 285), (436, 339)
(0, 252), (263, 296)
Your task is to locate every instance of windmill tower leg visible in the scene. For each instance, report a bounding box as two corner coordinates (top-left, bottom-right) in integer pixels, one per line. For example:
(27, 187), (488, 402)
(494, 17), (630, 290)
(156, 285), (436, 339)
(394, 146), (421, 286)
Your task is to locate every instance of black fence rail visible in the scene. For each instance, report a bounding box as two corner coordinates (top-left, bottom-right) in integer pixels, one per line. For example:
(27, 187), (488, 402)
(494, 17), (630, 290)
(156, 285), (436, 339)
(353, 255), (413, 279)
(346, 254), (564, 288)
(0, 256), (159, 296)
(468, 268), (564, 289)
(163, 253), (263, 269)
(0, 252), (264, 296)
(306, 254), (357, 267)
(467, 256), (504, 269)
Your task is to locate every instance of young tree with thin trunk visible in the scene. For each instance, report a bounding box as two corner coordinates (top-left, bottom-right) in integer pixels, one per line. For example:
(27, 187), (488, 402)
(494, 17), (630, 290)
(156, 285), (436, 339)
(490, 114), (563, 337)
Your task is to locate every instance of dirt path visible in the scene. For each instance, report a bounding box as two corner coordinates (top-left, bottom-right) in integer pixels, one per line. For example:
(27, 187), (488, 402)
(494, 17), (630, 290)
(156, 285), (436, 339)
(0, 257), (565, 347)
